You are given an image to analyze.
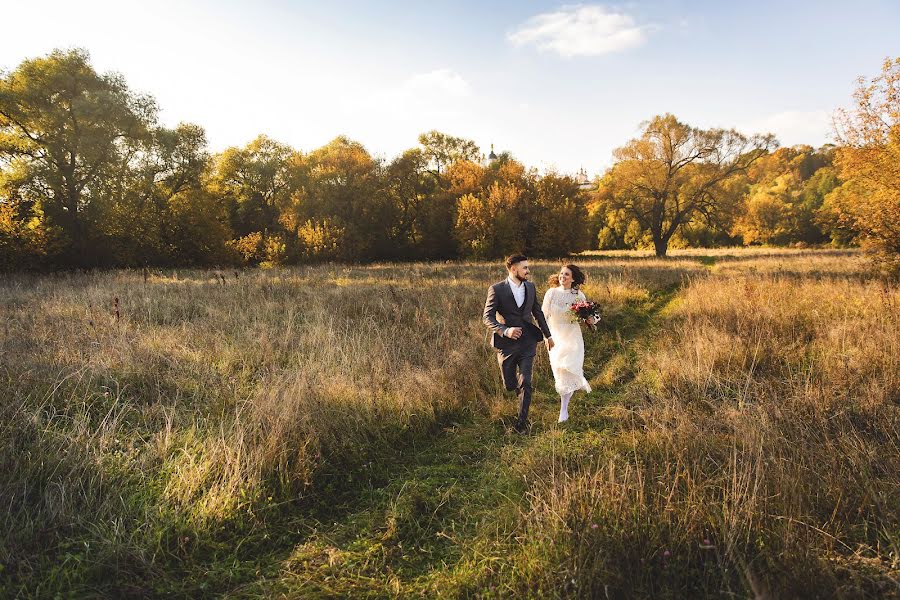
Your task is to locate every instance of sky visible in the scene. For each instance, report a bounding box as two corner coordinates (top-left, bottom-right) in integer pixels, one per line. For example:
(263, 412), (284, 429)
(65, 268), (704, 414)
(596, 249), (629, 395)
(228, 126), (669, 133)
(2, 0), (899, 175)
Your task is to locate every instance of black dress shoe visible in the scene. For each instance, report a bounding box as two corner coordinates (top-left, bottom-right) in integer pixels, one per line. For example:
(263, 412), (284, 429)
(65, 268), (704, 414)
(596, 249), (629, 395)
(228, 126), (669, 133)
(513, 421), (529, 434)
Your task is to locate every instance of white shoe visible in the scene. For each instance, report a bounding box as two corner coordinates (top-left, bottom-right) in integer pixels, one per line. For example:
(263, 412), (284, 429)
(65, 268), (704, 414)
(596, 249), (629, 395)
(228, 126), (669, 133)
(558, 411), (569, 423)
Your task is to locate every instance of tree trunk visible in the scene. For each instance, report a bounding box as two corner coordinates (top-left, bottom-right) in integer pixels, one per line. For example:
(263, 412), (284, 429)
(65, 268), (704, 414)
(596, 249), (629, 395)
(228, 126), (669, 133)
(62, 176), (89, 267)
(652, 231), (668, 257)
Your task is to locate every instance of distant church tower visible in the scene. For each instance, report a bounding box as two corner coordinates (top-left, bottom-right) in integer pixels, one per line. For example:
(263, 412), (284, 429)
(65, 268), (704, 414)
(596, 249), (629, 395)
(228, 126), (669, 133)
(487, 144), (498, 163)
(576, 167), (592, 190)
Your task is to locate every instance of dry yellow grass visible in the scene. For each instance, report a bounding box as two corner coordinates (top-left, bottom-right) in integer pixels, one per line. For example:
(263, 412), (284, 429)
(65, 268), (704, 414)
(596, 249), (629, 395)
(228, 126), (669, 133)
(1, 251), (897, 598)
(506, 252), (899, 597)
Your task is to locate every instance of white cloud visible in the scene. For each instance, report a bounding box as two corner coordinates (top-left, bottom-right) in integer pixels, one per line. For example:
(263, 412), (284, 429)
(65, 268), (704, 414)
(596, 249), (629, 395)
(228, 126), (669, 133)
(346, 68), (471, 116)
(507, 5), (653, 58)
(742, 109), (833, 147)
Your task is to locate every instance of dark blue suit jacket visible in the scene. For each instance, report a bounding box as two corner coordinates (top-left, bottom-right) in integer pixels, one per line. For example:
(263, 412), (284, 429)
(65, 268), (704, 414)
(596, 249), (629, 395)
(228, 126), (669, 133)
(483, 280), (552, 350)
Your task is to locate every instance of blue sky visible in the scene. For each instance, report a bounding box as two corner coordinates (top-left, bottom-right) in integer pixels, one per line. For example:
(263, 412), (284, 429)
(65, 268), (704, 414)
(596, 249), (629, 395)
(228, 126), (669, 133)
(2, 1), (899, 174)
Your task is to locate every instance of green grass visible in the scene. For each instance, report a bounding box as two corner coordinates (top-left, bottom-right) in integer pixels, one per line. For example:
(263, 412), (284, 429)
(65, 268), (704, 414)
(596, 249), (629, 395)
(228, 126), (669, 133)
(2, 250), (897, 598)
(208, 278), (677, 598)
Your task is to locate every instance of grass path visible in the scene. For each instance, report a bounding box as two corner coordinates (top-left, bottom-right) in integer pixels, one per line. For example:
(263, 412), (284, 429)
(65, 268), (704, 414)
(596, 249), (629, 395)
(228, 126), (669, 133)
(161, 282), (686, 598)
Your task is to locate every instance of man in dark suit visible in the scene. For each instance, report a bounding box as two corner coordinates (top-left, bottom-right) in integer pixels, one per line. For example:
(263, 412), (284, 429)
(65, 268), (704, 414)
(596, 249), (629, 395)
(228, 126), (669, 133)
(483, 253), (554, 433)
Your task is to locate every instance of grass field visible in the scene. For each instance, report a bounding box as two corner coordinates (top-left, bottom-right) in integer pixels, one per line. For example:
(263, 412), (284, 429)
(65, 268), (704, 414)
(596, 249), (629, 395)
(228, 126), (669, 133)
(1, 248), (898, 598)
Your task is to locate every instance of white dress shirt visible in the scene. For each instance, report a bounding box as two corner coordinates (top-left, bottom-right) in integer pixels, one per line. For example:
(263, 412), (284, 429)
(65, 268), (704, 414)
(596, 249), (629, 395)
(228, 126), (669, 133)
(507, 276), (525, 308)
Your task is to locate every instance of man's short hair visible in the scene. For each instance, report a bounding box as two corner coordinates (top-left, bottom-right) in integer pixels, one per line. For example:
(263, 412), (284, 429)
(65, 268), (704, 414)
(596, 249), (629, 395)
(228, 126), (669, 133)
(505, 253), (528, 269)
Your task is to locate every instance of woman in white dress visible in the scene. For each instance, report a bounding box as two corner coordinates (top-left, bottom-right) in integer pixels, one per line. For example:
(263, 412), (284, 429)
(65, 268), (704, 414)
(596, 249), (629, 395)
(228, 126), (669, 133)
(542, 264), (595, 423)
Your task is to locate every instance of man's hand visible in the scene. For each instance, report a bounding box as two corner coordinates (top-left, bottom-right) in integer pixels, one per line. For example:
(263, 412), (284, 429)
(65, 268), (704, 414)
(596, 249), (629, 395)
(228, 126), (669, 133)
(545, 337), (554, 351)
(505, 327), (523, 340)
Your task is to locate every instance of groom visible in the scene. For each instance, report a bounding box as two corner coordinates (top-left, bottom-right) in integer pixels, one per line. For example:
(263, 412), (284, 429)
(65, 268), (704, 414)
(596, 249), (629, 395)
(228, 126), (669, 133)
(483, 254), (553, 433)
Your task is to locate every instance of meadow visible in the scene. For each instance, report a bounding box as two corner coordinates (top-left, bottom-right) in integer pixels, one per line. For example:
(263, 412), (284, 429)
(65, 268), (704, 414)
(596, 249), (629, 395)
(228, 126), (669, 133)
(1, 248), (897, 598)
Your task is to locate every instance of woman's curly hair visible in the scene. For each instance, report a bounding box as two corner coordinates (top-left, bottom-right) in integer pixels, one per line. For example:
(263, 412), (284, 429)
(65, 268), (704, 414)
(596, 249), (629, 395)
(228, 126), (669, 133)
(547, 264), (586, 289)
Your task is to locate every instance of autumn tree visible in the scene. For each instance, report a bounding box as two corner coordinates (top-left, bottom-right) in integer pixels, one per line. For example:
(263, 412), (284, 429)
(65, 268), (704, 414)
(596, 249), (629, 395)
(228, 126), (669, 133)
(454, 158), (523, 258)
(732, 145), (837, 246)
(281, 136), (392, 261)
(434, 158), (485, 257)
(604, 114), (775, 256)
(734, 180), (794, 245)
(0, 177), (52, 270)
(0, 49), (156, 266)
(146, 124), (230, 265)
(827, 57), (900, 277)
(530, 172), (590, 256)
(452, 155), (589, 259)
(381, 148), (442, 259)
(417, 130), (480, 179)
(79, 122), (224, 265)
(212, 135), (300, 236)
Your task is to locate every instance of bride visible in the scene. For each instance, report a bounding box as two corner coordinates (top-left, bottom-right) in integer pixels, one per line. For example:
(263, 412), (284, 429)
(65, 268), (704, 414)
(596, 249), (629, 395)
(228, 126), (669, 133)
(542, 264), (595, 423)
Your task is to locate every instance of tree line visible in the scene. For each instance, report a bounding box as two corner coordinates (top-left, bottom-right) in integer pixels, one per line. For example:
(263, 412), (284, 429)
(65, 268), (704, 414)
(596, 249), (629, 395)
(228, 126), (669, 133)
(1, 50), (897, 272)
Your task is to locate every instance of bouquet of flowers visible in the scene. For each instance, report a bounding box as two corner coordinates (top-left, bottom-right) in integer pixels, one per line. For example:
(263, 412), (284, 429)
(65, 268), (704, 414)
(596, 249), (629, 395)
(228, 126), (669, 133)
(569, 300), (600, 330)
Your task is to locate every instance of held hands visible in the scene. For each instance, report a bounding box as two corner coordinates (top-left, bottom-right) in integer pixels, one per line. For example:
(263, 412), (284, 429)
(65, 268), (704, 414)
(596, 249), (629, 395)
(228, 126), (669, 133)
(545, 337), (555, 351)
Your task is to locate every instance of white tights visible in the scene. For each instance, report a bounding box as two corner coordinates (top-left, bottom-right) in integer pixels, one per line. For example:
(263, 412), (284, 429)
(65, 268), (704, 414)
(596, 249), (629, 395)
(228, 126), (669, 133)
(559, 391), (573, 422)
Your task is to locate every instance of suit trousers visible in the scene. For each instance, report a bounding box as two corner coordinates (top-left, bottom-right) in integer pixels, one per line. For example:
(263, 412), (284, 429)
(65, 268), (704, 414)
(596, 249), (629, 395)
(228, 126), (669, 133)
(496, 338), (537, 427)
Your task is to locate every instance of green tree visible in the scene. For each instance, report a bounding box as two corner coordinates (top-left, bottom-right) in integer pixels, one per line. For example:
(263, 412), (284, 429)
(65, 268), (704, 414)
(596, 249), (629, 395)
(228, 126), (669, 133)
(212, 134), (300, 238)
(86, 122), (216, 265)
(209, 135), (304, 265)
(382, 148), (442, 259)
(167, 185), (231, 265)
(735, 145), (837, 246)
(146, 124), (229, 265)
(0, 48), (156, 266)
(795, 163), (839, 243)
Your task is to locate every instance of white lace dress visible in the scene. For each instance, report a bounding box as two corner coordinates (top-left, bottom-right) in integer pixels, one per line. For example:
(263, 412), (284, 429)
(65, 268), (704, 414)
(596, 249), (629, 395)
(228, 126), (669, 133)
(542, 287), (592, 396)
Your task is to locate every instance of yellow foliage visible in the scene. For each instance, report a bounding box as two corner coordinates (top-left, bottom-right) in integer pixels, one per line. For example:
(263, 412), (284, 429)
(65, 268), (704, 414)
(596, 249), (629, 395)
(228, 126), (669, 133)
(445, 160), (484, 196)
(296, 219), (345, 261)
(455, 182), (526, 259)
(831, 57), (900, 277)
(0, 200), (57, 269)
(733, 188), (792, 245)
(227, 232), (264, 265)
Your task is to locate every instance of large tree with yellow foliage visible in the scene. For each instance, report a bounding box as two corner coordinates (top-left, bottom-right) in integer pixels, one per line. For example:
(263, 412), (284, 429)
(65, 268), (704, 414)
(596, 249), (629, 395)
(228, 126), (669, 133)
(826, 57), (900, 277)
(604, 114), (775, 256)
